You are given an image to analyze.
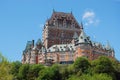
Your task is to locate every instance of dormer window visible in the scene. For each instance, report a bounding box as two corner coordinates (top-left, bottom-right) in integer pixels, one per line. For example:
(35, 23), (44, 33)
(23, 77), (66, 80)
(84, 39), (87, 42)
(87, 36), (90, 40)
(66, 47), (70, 51)
(55, 48), (59, 52)
(81, 36), (83, 39)
(71, 48), (74, 51)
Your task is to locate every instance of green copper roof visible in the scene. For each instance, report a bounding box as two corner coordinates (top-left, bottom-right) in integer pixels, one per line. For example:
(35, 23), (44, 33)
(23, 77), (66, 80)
(92, 41), (101, 47)
(36, 39), (42, 45)
(25, 41), (33, 50)
(78, 30), (90, 44)
(47, 44), (75, 52)
(105, 41), (112, 50)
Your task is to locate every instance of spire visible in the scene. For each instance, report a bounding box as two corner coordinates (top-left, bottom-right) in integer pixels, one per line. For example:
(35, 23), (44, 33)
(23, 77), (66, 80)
(105, 41), (111, 50)
(71, 11), (72, 14)
(53, 9), (55, 13)
(81, 22), (83, 29)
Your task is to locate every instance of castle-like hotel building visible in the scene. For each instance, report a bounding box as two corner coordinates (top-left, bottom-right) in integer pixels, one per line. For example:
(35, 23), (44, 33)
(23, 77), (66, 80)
(22, 11), (115, 64)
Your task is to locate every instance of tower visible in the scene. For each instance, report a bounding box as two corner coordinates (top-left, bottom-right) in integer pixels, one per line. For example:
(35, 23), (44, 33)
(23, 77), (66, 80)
(74, 29), (91, 60)
(42, 11), (82, 49)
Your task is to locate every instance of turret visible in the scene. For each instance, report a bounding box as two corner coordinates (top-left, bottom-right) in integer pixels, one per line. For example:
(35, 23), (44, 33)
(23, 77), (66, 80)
(36, 39), (42, 49)
(76, 29), (91, 50)
(78, 30), (90, 44)
(105, 41), (112, 50)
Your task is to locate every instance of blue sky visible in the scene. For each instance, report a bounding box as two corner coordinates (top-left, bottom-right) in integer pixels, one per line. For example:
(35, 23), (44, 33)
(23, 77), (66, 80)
(0, 0), (120, 61)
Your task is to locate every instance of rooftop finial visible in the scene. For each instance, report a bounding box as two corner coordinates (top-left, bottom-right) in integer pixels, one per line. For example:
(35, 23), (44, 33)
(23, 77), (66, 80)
(71, 11), (72, 14)
(70, 8), (73, 14)
(81, 22), (84, 29)
(106, 40), (111, 50)
(53, 9), (55, 13)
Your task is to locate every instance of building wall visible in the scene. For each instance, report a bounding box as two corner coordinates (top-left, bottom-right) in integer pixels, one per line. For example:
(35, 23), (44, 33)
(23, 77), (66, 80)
(42, 12), (82, 49)
(74, 45), (114, 61)
(22, 44), (115, 64)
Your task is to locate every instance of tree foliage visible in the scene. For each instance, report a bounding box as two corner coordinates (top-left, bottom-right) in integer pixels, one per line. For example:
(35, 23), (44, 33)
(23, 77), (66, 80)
(73, 57), (90, 73)
(28, 64), (44, 80)
(0, 53), (13, 80)
(37, 64), (61, 80)
(91, 56), (114, 74)
(68, 73), (113, 80)
(10, 61), (22, 79)
(18, 64), (30, 80)
(0, 52), (120, 80)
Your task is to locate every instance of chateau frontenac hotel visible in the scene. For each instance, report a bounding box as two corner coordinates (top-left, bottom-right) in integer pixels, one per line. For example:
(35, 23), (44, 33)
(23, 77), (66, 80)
(22, 11), (115, 64)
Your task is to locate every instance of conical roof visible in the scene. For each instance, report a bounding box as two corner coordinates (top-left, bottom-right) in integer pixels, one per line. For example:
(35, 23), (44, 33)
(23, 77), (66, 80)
(36, 39), (42, 45)
(105, 41), (111, 50)
(78, 30), (90, 43)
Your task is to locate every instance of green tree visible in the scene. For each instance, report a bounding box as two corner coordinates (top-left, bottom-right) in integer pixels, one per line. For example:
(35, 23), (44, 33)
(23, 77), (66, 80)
(91, 56), (116, 80)
(0, 53), (13, 80)
(68, 73), (113, 80)
(28, 64), (44, 80)
(18, 64), (29, 80)
(73, 57), (90, 74)
(92, 56), (114, 73)
(10, 61), (22, 79)
(37, 64), (61, 80)
(111, 59), (120, 80)
(60, 65), (69, 80)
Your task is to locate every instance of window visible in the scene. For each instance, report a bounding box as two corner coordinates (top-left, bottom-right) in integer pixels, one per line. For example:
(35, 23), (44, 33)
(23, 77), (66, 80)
(81, 36), (83, 39)
(84, 39), (87, 42)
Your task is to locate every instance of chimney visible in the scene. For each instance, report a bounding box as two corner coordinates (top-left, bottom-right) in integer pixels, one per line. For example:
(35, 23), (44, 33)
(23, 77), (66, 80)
(32, 40), (34, 47)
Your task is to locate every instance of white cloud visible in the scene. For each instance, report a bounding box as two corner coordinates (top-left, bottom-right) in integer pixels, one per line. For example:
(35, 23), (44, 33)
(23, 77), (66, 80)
(83, 11), (95, 19)
(82, 10), (100, 26)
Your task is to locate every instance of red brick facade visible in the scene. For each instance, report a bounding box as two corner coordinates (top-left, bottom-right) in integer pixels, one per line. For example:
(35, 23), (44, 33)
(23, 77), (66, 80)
(42, 11), (82, 49)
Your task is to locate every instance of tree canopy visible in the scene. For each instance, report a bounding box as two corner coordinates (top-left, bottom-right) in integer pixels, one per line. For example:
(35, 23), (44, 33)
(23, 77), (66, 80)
(0, 53), (13, 80)
(0, 52), (120, 80)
